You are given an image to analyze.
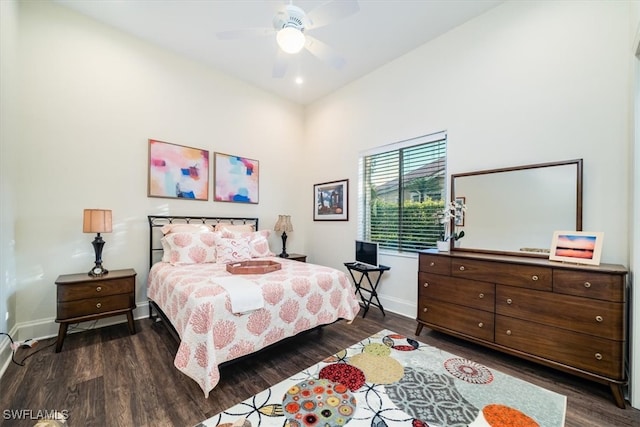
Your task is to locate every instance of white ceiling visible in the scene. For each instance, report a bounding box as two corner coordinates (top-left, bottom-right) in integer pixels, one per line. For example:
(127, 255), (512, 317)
(53, 0), (504, 105)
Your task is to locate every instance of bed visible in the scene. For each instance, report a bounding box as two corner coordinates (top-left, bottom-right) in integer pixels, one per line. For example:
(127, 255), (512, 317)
(147, 215), (361, 397)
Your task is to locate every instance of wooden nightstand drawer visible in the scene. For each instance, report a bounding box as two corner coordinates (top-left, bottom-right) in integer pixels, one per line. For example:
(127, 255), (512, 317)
(57, 293), (134, 320)
(57, 277), (134, 302)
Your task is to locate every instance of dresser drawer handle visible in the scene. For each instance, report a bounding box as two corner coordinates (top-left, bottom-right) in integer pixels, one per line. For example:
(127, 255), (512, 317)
(478, 322), (484, 328)
(531, 275), (539, 281)
(478, 293), (484, 299)
(596, 315), (603, 322)
(506, 298), (513, 304)
(423, 282), (429, 288)
(584, 281), (592, 288)
(459, 266), (465, 271)
(506, 330), (512, 336)
(429, 262), (435, 267)
(96, 286), (102, 292)
(595, 353), (603, 360)
(96, 302), (102, 309)
(423, 308), (428, 313)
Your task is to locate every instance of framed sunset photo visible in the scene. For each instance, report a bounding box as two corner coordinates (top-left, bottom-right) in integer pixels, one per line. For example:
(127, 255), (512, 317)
(549, 231), (604, 266)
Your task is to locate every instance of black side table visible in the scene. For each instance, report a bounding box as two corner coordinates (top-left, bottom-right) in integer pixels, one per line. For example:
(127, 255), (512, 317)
(344, 262), (390, 318)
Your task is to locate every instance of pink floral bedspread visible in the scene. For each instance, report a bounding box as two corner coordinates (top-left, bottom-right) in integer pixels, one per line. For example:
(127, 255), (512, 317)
(147, 257), (360, 397)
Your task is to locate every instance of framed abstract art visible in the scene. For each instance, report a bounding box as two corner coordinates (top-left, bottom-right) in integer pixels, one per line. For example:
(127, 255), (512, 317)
(147, 139), (209, 200)
(214, 152), (259, 204)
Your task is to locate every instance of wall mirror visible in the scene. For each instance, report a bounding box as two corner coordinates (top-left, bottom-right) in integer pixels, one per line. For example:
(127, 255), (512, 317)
(450, 159), (583, 256)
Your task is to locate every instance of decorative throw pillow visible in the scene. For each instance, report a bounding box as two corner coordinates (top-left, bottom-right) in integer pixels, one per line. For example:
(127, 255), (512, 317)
(215, 237), (252, 264)
(161, 223), (214, 235)
(162, 231), (218, 265)
(214, 223), (255, 233)
(249, 236), (275, 258)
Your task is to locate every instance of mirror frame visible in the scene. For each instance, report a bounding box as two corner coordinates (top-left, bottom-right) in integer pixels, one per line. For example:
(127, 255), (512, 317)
(450, 159), (583, 257)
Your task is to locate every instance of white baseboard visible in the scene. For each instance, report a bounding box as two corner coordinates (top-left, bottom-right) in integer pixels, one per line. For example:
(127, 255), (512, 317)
(0, 302), (149, 379)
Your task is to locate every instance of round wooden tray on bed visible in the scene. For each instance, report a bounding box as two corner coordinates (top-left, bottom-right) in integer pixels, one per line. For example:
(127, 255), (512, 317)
(226, 260), (282, 274)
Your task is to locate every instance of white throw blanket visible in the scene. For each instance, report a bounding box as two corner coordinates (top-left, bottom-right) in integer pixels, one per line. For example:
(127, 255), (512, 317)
(214, 276), (264, 314)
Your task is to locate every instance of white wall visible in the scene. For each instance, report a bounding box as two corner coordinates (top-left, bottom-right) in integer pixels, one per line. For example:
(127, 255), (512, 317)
(5, 1), (305, 342)
(305, 0), (637, 405)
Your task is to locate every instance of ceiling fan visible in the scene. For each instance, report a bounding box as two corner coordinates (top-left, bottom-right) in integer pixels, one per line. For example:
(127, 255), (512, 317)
(216, 0), (360, 78)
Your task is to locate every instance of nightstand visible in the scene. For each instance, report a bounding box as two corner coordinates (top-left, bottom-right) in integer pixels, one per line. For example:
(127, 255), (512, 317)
(55, 268), (137, 352)
(285, 253), (307, 262)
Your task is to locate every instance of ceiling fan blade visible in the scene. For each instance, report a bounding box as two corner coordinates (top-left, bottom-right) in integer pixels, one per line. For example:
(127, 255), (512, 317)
(216, 27), (274, 40)
(304, 35), (346, 70)
(272, 48), (288, 78)
(306, 0), (360, 30)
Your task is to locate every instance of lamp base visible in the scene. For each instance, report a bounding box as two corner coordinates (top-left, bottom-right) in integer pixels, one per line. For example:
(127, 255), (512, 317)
(88, 264), (108, 277)
(279, 231), (289, 258)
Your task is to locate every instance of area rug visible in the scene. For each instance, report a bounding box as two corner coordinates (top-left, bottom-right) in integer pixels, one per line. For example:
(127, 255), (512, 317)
(197, 329), (566, 427)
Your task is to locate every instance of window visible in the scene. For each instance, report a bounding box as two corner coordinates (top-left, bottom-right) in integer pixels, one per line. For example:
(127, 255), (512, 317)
(358, 132), (447, 253)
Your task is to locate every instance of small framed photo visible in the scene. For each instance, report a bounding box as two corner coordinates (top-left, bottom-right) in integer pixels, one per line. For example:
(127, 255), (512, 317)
(314, 179), (348, 221)
(549, 231), (604, 266)
(455, 196), (466, 226)
(148, 139), (209, 201)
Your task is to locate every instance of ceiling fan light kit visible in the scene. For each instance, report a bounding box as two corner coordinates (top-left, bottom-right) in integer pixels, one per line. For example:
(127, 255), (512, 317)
(277, 27), (305, 54)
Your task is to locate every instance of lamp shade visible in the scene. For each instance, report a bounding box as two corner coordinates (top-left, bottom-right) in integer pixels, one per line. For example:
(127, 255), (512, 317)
(83, 209), (113, 234)
(274, 215), (293, 233)
(276, 27), (306, 54)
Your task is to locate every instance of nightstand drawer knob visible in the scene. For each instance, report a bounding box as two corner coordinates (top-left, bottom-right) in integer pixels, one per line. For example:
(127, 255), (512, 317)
(531, 275), (539, 281)
(96, 286), (102, 292)
(506, 298), (513, 304)
(584, 281), (592, 288)
(595, 353), (603, 360)
(459, 266), (465, 271)
(429, 262), (435, 267)
(596, 315), (603, 322)
(96, 302), (102, 309)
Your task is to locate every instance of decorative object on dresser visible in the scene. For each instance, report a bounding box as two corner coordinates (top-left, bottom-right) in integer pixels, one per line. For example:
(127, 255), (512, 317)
(416, 250), (628, 408)
(55, 268), (137, 353)
(549, 230), (604, 266)
(82, 208), (112, 277)
(274, 214), (293, 258)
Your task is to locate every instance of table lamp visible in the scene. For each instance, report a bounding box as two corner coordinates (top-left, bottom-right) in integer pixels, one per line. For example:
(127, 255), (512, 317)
(274, 214), (293, 258)
(83, 209), (112, 277)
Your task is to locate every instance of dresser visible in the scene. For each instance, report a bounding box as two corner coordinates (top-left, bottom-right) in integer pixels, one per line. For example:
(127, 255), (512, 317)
(416, 250), (628, 408)
(55, 268), (137, 352)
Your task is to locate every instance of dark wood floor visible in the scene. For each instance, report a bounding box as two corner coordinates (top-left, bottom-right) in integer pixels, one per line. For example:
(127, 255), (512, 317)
(1, 310), (639, 427)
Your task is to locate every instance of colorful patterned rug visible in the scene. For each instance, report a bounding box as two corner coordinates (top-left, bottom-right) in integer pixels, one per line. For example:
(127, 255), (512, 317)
(197, 329), (566, 427)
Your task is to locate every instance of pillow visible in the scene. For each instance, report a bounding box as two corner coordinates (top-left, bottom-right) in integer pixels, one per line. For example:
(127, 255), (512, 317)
(249, 236), (275, 258)
(161, 223), (214, 235)
(214, 223), (255, 233)
(215, 237), (252, 264)
(162, 231), (218, 265)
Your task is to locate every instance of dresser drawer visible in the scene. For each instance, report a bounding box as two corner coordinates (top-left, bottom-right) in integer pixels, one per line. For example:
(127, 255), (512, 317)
(57, 277), (134, 302)
(419, 272), (494, 311)
(418, 299), (494, 342)
(451, 258), (551, 290)
(495, 285), (624, 340)
(57, 293), (134, 320)
(495, 315), (624, 379)
(553, 270), (625, 302)
(418, 254), (451, 275)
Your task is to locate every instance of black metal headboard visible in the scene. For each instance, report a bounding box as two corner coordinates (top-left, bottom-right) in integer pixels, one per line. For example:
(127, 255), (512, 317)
(148, 215), (260, 269)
